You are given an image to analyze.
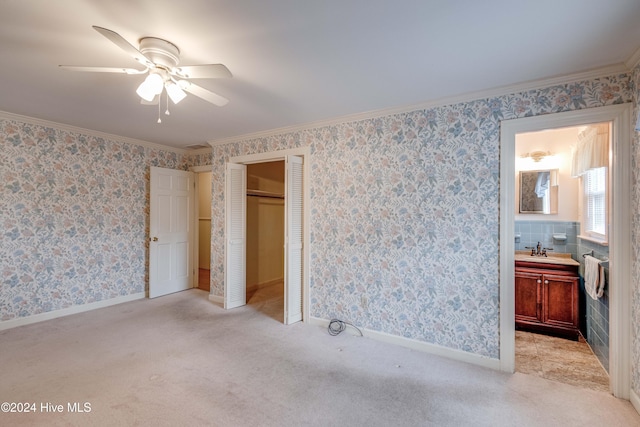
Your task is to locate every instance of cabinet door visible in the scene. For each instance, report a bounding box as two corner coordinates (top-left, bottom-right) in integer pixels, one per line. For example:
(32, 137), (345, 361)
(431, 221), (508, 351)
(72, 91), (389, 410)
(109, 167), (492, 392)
(542, 273), (578, 328)
(515, 269), (541, 323)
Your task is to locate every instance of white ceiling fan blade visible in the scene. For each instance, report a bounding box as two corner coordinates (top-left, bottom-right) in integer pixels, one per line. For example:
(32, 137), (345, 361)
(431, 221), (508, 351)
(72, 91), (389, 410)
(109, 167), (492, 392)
(92, 26), (154, 68)
(178, 81), (229, 106)
(172, 64), (232, 79)
(59, 65), (147, 74)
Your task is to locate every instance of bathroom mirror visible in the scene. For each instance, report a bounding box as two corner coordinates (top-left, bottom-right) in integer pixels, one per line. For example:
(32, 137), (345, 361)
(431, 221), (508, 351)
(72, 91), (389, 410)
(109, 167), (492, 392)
(519, 169), (559, 214)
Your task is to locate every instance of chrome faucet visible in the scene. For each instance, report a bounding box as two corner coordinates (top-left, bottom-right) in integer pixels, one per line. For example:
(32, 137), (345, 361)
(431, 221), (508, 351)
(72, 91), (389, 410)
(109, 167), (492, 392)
(525, 241), (553, 257)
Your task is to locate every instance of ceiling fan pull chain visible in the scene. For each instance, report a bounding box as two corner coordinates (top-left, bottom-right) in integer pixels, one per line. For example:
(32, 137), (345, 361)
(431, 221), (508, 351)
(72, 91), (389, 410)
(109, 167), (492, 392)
(165, 90), (170, 116)
(157, 98), (162, 124)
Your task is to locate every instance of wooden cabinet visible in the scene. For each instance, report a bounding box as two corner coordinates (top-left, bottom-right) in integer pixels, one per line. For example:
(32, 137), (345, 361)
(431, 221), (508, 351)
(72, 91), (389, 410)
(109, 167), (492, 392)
(515, 260), (580, 340)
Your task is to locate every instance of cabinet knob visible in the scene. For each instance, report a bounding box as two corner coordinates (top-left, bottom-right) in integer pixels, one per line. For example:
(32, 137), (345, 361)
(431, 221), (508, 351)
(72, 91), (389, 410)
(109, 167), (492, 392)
(537, 279), (541, 284)
(544, 280), (549, 285)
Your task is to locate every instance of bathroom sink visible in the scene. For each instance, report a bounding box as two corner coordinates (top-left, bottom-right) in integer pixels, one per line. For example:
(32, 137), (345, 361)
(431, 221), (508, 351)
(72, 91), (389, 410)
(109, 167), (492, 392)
(514, 251), (580, 266)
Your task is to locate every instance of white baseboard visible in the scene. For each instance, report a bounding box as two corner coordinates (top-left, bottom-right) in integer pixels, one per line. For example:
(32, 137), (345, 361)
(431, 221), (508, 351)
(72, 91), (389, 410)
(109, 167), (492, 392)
(308, 316), (500, 370)
(208, 294), (224, 305)
(247, 277), (284, 290)
(631, 389), (640, 415)
(0, 292), (146, 331)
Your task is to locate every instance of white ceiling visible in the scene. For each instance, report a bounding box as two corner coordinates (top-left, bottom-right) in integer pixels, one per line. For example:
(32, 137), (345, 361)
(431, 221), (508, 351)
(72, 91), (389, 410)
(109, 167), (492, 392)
(1, 0), (640, 149)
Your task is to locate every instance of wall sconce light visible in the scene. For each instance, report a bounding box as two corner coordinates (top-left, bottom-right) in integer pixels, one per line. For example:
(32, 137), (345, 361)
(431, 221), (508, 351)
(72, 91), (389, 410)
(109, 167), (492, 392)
(521, 150), (552, 162)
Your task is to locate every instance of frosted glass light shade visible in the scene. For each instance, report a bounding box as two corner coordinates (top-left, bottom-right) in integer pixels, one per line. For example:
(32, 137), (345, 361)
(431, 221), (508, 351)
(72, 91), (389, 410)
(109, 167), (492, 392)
(136, 73), (164, 102)
(166, 82), (187, 104)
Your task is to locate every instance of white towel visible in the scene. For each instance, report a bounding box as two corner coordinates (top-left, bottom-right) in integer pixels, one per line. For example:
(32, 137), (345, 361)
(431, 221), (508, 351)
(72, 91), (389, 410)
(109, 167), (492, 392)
(584, 255), (605, 300)
(535, 171), (550, 198)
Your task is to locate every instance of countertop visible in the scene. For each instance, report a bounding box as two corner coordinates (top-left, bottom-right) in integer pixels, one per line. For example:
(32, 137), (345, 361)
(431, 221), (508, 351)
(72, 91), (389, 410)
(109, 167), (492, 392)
(514, 250), (580, 267)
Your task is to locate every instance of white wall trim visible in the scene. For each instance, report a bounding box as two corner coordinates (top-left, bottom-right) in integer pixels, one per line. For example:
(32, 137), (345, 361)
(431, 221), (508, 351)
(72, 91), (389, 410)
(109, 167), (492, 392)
(190, 165), (213, 173)
(229, 147), (311, 164)
(208, 294), (224, 305)
(247, 277), (285, 289)
(0, 110), (186, 154)
(208, 64), (629, 147)
(631, 389), (640, 416)
(0, 292), (145, 331)
(186, 145), (213, 156)
(499, 104), (632, 400)
(625, 46), (640, 69)
(188, 147), (213, 156)
(309, 317), (500, 370)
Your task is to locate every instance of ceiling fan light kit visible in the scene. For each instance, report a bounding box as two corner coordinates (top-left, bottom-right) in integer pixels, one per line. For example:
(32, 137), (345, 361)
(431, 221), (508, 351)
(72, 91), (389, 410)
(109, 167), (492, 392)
(59, 26), (232, 122)
(136, 71), (164, 101)
(165, 81), (187, 104)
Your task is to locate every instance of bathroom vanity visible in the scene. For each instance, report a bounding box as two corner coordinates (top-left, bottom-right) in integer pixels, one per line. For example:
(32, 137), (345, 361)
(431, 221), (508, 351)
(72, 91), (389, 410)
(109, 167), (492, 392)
(514, 252), (580, 340)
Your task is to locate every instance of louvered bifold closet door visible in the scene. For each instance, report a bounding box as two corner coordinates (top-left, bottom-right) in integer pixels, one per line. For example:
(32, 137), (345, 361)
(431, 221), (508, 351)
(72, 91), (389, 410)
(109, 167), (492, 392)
(285, 155), (303, 324)
(225, 163), (247, 309)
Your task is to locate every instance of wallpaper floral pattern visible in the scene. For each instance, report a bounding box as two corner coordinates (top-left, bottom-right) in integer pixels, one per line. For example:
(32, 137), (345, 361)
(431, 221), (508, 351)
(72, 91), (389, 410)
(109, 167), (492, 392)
(0, 119), (207, 320)
(210, 74), (633, 359)
(0, 71), (637, 377)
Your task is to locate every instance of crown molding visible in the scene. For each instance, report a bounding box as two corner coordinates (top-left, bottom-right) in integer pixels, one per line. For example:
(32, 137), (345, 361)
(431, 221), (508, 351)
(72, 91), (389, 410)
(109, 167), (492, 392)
(625, 46), (640, 69)
(208, 63), (630, 147)
(0, 110), (187, 155)
(186, 146), (213, 155)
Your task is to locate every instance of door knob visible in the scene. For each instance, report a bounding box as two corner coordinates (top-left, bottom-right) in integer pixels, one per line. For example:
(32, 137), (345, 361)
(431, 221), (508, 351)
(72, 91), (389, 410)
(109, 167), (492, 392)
(151, 237), (158, 242)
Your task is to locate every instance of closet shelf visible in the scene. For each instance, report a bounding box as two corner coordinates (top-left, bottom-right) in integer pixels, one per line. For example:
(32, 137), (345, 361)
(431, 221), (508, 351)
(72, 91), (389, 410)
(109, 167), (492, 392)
(247, 189), (284, 199)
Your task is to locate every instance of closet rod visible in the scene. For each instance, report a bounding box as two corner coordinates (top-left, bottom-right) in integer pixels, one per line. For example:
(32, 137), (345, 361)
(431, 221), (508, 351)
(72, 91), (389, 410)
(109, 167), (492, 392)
(246, 189), (284, 199)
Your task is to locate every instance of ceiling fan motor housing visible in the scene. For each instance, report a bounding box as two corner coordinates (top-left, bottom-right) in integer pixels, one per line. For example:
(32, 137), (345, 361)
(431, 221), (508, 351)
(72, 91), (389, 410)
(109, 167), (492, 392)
(139, 37), (180, 70)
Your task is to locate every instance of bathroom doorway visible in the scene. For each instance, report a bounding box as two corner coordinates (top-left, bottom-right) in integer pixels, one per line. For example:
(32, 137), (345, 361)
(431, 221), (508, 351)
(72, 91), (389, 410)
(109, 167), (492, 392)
(499, 104), (632, 399)
(513, 125), (610, 392)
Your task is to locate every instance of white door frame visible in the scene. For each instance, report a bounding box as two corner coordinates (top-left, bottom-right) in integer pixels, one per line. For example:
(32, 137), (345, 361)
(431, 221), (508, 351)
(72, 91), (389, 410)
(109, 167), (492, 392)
(227, 147), (311, 322)
(499, 104), (632, 399)
(191, 165), (213, 289)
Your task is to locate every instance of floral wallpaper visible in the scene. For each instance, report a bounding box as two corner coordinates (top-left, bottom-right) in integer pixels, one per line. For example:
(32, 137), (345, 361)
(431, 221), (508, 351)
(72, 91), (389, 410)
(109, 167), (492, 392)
(0, 118), (208, 320)
(210, 73), (633, 359)
(1, 69), (637, 378)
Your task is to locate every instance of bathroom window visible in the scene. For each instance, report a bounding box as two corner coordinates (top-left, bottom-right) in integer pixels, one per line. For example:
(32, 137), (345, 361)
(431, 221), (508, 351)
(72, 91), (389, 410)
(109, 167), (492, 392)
(581, 166), (607, 243)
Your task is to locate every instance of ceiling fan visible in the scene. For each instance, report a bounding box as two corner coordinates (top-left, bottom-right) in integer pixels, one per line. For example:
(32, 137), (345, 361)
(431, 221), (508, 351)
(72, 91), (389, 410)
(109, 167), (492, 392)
(60, 26), (232, 121)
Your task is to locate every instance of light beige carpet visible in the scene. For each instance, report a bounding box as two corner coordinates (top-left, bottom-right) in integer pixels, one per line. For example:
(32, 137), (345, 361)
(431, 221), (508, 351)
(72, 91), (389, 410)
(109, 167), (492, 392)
(1, 289), (638, 426)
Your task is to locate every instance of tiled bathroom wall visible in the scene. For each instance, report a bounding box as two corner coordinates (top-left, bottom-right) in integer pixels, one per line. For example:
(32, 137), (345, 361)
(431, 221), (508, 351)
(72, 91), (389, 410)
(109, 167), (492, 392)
(578, 238), (610, 372)
(514, 220), (579, 260)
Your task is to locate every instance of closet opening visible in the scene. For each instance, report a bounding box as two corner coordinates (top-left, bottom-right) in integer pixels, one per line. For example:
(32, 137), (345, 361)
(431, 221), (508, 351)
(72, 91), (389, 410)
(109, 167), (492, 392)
(246, 161), (285, 322)
(196, 170), (212, 292)
(224, 147), (309, 325)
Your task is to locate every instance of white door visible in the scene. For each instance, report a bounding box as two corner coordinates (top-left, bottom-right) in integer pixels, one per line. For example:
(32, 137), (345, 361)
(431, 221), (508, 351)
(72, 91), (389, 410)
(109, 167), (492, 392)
(284, 155), (303, 324)
(225, 163), (247, 309)
(149, 167), (194, 298)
